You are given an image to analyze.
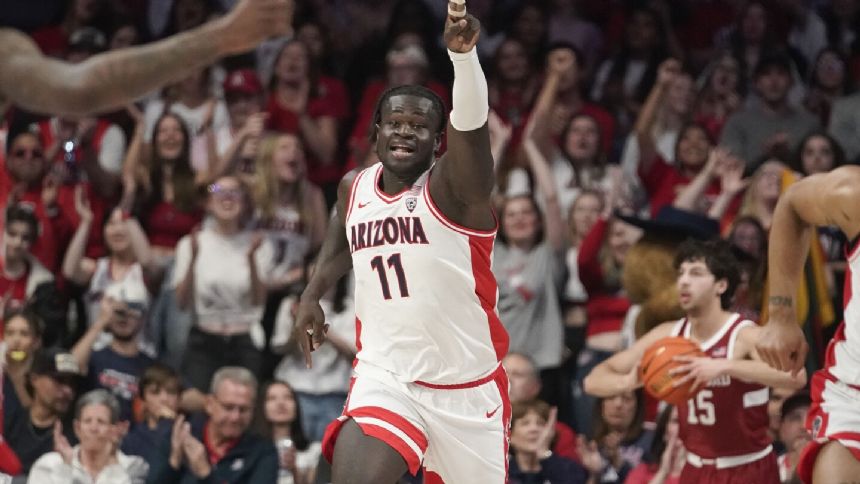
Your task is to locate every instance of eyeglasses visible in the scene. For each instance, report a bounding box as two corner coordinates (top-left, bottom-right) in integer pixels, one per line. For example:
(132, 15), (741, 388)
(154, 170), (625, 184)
(214, 398), (252, 415)
(208, 184), (243, 200)
(12, 148), (44, 159)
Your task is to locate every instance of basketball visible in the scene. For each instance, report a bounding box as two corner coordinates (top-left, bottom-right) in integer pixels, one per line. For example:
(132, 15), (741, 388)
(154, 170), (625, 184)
(640, 337), (706, 405)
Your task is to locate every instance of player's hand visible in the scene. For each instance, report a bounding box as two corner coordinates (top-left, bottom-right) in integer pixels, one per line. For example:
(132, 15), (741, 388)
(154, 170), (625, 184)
(219, 0), (295, 55)
(669, 355), (727, 393)
(295, 299), (329, 368)
(444, 12), (481, 54)
(756, 318), (808, 376)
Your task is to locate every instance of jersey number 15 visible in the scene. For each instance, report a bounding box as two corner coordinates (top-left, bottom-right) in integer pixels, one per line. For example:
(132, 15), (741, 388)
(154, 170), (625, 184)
(371, 253), (410, 299)
(687, 390), (715, 426)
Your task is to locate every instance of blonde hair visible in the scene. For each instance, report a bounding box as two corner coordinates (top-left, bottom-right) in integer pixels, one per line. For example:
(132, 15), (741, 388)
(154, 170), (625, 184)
(252, 133), (314, 231)
(738, 159), (787, 223)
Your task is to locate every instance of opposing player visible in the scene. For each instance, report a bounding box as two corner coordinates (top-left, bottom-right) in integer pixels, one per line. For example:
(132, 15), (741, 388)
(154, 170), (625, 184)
(0, 0), (292, 116)
(757, 165), (860, 483)
(585, 239), (805, 482)
(294, 4), (509, 484)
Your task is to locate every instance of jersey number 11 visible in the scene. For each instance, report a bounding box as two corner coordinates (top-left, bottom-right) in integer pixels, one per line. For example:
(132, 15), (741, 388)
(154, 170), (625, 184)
(371, 253), (410, 299)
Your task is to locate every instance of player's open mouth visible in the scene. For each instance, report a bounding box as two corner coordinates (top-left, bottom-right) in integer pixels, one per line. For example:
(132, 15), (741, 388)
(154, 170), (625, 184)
(390, 144), (415, 159)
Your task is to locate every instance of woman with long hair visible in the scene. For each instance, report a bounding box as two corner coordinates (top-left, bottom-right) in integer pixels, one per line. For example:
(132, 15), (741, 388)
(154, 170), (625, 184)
(624, 405), (683, 484)
(259, 380), (319, 484)
(588, 390), (652, 483)
(2, 309), (43, 412)
(174, 174), (273, 391)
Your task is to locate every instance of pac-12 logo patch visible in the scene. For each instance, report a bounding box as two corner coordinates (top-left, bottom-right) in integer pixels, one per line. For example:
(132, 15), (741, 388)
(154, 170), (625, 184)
(812, 415), (823, 438)
(405, 197), (417, 212)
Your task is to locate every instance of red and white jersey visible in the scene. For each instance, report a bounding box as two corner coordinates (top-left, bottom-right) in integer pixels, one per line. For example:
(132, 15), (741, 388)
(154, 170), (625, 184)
(828, 242), (860, 385)
(672, 313), (771, 459)
(345, 163), (509, 385)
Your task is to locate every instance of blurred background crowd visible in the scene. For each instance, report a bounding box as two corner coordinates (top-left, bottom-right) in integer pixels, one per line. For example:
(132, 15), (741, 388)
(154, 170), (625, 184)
(0, 0), (849, 482)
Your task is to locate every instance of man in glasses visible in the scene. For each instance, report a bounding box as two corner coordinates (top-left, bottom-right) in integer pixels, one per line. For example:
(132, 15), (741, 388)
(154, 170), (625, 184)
(149, 366), (277, 483)
(0, 0), (293, 118)
(70, 283), (155, 423)
(2, 129), (76, 274)
(3, 348), (80, 476)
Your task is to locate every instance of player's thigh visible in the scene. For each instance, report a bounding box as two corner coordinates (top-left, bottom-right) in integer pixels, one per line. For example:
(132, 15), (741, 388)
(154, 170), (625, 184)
(331, 418), (408, 484)
(812, 440), (860, 483)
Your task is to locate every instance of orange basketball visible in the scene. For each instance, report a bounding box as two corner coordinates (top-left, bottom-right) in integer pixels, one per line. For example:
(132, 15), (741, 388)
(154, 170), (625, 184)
(640, 336), (706, 406)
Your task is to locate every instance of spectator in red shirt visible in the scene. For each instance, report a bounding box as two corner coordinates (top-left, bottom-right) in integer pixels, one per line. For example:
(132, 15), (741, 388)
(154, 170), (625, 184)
(0, 129), (75, 273)
(266, 39), (348, 197)
(124, 112), (204, 258)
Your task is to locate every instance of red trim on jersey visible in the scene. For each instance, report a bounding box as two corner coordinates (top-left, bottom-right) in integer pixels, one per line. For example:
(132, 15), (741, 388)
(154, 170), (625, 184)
(847, 236), (860, 261)
(345, 169), (368, 223)
(470, 235), (509, 361)
(361, 424), (422, 474)
(495, 365), (512, 482)
(422, 171), (497, 237)
(348, 406), (429, 451)
(415, 363), (504, 389)
(844, 262), (853, 314)
(353, 317), (362, 368)
(373, 165), (412, 203)
(423, 470), (445, 483)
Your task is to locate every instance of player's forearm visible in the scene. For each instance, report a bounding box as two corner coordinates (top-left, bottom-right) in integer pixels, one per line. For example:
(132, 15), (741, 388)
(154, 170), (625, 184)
(767, 188), (812, 324)
(7, 21), (231, 115)
(448, 48), (489, 132)
(583, 364), (633, 397)
(726, 359), (807, 389)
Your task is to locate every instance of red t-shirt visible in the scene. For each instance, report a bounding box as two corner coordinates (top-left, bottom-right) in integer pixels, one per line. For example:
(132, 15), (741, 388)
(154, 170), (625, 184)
(143, 201), (202, 250)
(29, 26), (68, 58)
(0, 261), (30, 313)
(202, 423), (239, 465)
(639, 155), (721, 217)
(267, 76), (351, 185)
(0, 170), (75, 273)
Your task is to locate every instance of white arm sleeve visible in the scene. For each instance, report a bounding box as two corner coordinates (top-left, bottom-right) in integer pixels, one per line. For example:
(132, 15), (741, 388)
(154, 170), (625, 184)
(448, 48), (489, 132)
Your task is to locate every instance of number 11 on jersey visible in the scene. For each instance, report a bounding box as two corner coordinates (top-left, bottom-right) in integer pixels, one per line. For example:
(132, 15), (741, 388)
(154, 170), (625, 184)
(371, 253), (410, 299)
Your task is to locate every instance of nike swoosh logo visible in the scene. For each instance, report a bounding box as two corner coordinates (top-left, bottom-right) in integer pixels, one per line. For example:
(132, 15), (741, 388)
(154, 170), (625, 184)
(486, 405), (502, 419)
(358, 201), (371, 208)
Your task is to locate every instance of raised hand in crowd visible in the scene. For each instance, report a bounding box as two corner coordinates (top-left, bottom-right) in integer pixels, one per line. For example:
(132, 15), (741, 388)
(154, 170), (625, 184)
(53, 421), (74, 465)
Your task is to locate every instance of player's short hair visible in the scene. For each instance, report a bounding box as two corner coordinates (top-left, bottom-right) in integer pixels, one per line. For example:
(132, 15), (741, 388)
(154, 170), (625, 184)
(5, 204), (39, 240)
(674, 238), (741, 309)
(369, 85), (447, 143)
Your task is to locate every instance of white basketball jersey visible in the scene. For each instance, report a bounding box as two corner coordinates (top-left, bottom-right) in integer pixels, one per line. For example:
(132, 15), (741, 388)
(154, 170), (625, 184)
(830, 243), (860, 385)
(345, 163), (508, 385)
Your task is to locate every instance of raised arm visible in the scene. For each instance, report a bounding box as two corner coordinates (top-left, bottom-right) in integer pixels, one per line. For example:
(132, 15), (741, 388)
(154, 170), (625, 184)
(296, 173), (356, 366)
(61, 186), (95, 286)
(0, 0), (293, 116)
(757, 166), (860, 373)
(428, 9), (495, 232)
(583, 322), (674, 397)
(634, 59), (680, 173)
(522, 117), (565, 252)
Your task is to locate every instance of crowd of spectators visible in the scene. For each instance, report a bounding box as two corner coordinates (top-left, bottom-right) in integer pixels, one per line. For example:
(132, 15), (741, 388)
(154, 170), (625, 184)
(0, 0), (851, 482)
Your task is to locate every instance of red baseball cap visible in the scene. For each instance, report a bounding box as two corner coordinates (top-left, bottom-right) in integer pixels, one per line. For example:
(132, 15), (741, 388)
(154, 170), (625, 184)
(223, 69), (263, 96)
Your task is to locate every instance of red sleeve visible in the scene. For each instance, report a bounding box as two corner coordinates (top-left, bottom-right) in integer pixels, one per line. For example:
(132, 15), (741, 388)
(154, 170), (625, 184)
(310, 77), (351, 120)
(638, 154), (672, 198)
(578, 218), (608, 294)
(552, 422), (580, 463)
(623, 463), (654, 484)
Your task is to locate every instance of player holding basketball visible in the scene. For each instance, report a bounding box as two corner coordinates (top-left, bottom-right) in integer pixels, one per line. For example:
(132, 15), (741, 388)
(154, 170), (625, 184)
(585, 239), (805, 483)
(295, 3), (510, 483)
(757, 165), (860, 483)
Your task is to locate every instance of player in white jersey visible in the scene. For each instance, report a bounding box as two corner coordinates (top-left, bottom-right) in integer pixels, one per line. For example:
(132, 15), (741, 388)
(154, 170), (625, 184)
(757, 165), (860, 483)
(295, 4), (510, 483)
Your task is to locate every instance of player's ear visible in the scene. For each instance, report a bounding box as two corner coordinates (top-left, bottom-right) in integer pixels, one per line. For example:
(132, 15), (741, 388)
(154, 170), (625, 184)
(715, 278), (728, 295)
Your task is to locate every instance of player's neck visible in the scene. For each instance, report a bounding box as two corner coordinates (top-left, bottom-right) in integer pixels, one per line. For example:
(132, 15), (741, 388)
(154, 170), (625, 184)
(271, 424), (290, 442)
(380, 168), (423, 195)
(686, 303), (732, 342)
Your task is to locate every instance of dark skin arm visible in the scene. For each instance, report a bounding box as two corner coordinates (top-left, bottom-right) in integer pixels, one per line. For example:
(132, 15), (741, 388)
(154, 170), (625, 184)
(428, 11), (496, 232)
(0, 0), (293, 116)
(295, 172), (356, 367)
(758, 166), (860, 375)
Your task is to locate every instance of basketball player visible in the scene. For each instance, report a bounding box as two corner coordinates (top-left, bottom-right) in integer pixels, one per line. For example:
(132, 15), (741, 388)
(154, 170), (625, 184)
(757, 165), (860, 483)
(294, 5), (510, 484)
(585, 239), (805, 482)
(0, 0), (292, 116)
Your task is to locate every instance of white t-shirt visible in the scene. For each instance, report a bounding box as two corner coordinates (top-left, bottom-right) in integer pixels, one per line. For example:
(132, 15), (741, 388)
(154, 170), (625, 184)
(172, 228), (275, 342)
